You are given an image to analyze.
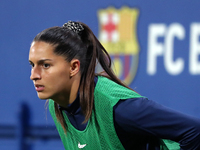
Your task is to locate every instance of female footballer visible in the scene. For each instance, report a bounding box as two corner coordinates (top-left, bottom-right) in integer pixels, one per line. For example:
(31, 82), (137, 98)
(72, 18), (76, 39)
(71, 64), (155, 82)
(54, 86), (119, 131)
(29, 21), (200, 150)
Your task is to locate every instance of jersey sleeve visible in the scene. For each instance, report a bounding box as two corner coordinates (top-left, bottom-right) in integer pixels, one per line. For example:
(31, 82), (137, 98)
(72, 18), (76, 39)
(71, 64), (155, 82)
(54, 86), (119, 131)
(113, 97), (200, 150)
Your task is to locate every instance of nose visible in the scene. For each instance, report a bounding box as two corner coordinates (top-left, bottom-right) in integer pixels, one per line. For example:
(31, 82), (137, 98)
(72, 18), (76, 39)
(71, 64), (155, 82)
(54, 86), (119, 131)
(30, 67), (41, 81)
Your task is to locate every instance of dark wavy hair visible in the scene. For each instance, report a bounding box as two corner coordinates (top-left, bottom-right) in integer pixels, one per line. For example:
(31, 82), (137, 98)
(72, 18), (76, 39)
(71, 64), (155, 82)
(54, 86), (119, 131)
(32, 21), (133, 131)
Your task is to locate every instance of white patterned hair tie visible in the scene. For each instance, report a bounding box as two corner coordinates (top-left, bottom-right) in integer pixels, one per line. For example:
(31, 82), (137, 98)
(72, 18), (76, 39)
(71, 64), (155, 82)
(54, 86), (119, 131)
(63, 21), (84, 34)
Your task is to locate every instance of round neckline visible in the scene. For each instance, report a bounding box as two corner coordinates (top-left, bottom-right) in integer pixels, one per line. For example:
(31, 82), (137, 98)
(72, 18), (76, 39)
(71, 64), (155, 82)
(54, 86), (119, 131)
(62, 110), (91, 133)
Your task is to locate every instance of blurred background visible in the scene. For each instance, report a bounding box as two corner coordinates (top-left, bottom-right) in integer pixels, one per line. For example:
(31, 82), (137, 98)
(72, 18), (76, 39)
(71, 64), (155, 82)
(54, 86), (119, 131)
(0, 0), (200, 149)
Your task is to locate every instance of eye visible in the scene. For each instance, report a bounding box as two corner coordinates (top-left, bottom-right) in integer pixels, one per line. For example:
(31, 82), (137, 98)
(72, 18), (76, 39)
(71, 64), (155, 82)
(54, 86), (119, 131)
(29, 62), (34, 68)
(43, 63), (50, 69)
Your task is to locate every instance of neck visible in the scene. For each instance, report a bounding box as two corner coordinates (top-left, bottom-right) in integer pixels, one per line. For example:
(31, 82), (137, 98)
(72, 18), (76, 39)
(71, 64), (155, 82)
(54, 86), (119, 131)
(68, 76), (80, 104)
(52, 74), (81, 108)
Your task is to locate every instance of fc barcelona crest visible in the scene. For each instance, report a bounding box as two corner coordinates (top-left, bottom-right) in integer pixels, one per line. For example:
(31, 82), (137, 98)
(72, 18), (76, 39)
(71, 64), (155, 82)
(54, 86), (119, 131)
(97, 7), (140, 85)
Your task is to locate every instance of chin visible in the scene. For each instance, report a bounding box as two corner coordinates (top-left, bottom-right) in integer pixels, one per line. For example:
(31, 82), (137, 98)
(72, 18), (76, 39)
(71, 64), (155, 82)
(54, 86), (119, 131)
(37, 93), (51, 100)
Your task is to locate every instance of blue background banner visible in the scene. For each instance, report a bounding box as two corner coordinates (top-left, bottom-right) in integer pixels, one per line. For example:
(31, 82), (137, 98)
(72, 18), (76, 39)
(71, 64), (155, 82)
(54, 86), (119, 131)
(0, 0), (199, 149)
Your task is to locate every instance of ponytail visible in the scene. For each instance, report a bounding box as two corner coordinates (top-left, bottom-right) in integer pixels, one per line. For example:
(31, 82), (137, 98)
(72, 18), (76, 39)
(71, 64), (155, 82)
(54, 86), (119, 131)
(78, 23), (96, 122)
(78, 22), (134, 123)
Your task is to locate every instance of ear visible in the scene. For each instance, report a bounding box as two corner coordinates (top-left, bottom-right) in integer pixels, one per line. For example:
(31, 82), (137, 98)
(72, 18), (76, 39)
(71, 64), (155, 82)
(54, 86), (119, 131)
(69, 59), (80, 77)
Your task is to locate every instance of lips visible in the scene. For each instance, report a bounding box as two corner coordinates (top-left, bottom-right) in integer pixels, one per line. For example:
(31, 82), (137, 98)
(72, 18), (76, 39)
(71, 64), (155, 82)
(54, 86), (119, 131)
(35, 84), (45, 92)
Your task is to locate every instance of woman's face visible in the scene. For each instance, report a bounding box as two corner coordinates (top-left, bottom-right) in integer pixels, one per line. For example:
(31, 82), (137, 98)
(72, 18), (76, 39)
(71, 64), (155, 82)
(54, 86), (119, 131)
(29, 41), (72, 102)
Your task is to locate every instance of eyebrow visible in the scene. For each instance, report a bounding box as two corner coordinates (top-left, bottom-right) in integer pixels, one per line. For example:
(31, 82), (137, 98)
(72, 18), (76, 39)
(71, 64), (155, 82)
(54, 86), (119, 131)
(29, 59), (53, 64)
